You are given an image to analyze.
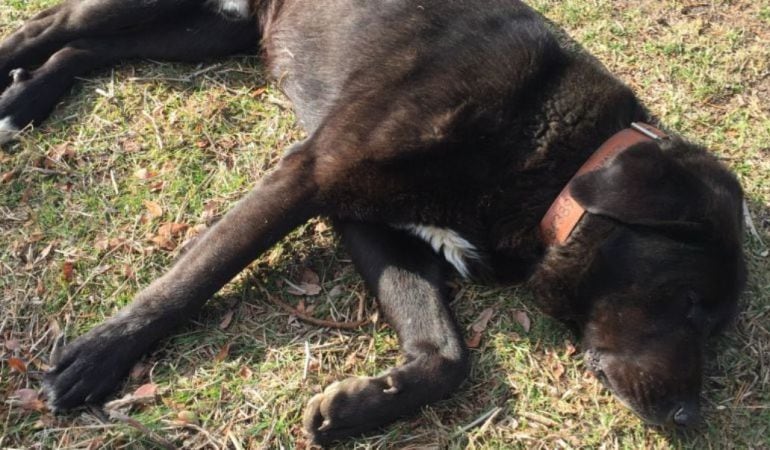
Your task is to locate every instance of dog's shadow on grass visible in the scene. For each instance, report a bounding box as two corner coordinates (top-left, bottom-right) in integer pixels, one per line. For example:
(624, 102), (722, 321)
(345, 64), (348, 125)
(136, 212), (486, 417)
(134, 193), (770, 448)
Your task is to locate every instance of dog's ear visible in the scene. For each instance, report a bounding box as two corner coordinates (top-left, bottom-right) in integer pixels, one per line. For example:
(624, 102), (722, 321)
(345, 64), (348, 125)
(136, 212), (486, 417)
(570, 142), (710, 236)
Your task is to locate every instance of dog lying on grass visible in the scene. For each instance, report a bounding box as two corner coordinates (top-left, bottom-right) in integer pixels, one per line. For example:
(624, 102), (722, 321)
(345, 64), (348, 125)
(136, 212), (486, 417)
(0, 0), (746, 445)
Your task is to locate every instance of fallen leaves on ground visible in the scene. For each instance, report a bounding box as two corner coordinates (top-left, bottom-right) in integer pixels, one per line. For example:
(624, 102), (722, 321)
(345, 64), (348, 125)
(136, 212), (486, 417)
(219, 309), (235, 330)
(11, 389), (46, 412)
(104, 383), (159, 410)
(8, 357), (27, 373)
(285, 268), (322, 296)
(467, 307), (496, 349)
(61, 261), (75, 283)
(149, 222), (189, 251)
(513, 310), (531, 333)
(142, 200), (163, 221)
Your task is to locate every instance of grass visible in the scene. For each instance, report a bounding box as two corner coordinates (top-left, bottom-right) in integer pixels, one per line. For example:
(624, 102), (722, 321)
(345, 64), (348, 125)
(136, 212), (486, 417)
(1, 0), (769, 448)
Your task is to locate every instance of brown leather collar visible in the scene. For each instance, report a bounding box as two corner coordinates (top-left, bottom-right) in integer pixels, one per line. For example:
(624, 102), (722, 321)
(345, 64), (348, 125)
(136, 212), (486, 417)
(539, 122), (668, 246)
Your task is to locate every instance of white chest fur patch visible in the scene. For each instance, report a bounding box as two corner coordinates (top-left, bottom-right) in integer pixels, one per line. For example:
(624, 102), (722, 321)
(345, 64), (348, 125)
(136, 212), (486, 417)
(208, 0), (251, 18)
(397, 224), (479, 278)
(0, 117), (20, 145)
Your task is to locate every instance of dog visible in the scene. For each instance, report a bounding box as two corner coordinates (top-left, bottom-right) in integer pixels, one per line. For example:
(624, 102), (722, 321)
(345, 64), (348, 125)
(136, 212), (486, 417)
(0, 0), (746, 445)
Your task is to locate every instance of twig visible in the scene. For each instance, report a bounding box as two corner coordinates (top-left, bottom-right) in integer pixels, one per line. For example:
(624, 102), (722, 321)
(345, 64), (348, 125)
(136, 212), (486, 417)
(303, 340), (312, 379)
(109, 410), (176, 450)
(454, 406), (503, 436)
(264, 291), (367, 330)
(743, 200), (768, 256)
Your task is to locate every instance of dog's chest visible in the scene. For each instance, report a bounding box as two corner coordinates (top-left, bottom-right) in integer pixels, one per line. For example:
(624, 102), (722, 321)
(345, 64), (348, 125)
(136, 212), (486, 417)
(396, 224), (480, 278)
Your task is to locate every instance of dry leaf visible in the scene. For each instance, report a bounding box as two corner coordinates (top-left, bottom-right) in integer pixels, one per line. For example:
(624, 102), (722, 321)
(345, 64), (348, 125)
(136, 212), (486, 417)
(466, 331), (483, 349)
(35, 279), (46, 296)
(344, 352), (359, 370)
(150, 236), (176, 251)
(8, 357), (27, 373)
(62, 261), (75, 283)
(215, 342), (231, 362)
(104, 383), (159, 410)
(12, 389), (46, 412)
(134, 168), (158, 180)
(471, 307), (496, 333)
(286, 280), (322, 296)
(327, 285), (344, 298)
(513, 310), (531, 333)
(238, 366), (253, 380)
(552, 359), (565, 380)
(219, 309), (235, 330)
(130, 362), (150, 381)
(150, 222), (189, 251)
(202, 200), (221, 223)
(5, 339), (20, 351)
(176, 410), (199, 425)
(143, 200), (163, 219)
(95, 237), (125, 252)
(46, 144), (75, 166)
(133, 383), (158, 399)
(120, 139), (142, 153)
(157, 222), (189, 237)
(300, 268), (320, 286)
(2, 169), (18, 183)
(149, 181), (165, 193)
(34, 243), (54, 264)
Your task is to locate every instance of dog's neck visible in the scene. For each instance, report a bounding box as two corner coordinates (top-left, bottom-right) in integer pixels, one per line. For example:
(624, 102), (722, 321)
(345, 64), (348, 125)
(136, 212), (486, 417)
(539, 122), (667, 246)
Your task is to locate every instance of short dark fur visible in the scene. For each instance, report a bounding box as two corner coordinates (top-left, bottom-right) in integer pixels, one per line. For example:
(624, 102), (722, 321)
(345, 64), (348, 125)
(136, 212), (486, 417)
(0, 0), (745, 444)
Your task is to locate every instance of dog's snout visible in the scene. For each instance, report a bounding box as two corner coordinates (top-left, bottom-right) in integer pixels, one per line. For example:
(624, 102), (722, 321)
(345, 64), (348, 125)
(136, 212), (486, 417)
(672, 403), (701, 427)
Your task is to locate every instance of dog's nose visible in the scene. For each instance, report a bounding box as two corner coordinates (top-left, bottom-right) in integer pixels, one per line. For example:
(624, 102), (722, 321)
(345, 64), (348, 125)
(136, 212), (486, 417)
(672, 403), (701, 427)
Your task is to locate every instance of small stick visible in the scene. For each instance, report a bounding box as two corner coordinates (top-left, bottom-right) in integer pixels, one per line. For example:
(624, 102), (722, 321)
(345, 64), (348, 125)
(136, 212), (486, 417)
(265, 292), (367, 330)
(109, 410), (176, 450)
(743, 200), (768, 256)
(303, 341), (312, 380)
(454, 406), (503, 435)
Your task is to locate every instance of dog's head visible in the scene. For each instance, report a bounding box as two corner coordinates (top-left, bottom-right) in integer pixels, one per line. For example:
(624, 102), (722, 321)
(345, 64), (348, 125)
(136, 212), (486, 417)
(532, 138), (746, 427)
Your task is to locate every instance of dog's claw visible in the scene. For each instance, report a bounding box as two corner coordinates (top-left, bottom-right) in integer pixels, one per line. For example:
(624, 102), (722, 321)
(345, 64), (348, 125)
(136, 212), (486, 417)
(317, 419), (333, 432)
(382, 375), (399, 394)
(9, 68), (30, 83)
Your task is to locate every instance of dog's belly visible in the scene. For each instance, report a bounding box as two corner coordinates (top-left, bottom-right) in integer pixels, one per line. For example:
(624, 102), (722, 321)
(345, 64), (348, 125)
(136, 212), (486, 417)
(264, 0), (396, 131)
(264, 0), (535, 133)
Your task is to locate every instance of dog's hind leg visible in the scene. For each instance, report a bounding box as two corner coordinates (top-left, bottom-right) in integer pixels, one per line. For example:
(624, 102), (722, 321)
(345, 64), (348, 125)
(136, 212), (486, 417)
(44, 146), (320, 410)
(0, 5), (258, 144)
(303, 221), (470, 445)
(0, 0), (207, 92)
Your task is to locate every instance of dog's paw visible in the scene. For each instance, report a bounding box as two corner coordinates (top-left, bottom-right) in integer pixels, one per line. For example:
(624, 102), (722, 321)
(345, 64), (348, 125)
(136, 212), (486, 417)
(43, 323), (144, 411)
(0, 68), (41, 146)
(0, 115), (20, 146)
(302, 374), (409, 445)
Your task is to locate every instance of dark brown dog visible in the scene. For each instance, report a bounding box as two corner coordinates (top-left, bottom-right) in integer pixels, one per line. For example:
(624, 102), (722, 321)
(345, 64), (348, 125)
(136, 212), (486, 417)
(0, 0), (745, 445)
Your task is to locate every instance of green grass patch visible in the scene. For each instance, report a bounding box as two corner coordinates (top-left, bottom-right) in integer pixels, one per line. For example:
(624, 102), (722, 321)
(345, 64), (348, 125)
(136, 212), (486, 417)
(2, 1), (769, 448)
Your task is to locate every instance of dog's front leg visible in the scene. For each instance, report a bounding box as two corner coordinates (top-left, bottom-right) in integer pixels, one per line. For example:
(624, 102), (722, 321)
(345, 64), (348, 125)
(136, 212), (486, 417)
(44, 149), (320, 411)
(304, 222), (470, 445)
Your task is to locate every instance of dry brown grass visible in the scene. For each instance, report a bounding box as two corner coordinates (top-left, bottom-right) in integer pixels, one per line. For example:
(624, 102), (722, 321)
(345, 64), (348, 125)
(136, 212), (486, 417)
(1, 0), (769, 448)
